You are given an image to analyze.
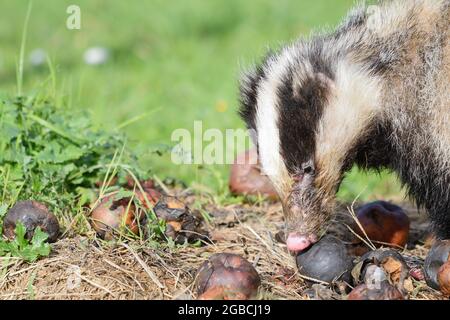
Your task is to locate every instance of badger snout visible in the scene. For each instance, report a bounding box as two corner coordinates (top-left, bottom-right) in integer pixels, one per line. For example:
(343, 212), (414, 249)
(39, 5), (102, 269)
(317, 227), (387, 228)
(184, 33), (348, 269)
(284, 201), (321, 253)
(286, 232), (318, 253)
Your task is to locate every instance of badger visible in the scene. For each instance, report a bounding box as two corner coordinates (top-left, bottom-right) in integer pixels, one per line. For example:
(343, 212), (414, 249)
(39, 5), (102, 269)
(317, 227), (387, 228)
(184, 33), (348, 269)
(239, 0), (450, 252)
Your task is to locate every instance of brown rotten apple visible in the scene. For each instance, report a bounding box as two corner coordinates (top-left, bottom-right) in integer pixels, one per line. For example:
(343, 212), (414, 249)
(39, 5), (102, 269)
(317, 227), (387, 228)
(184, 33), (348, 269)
(351, 249), (409, 297)
(296, 236), (353, 284)
(195, 253), (261, 300)
(3, 200), (60, 242)
(135, 188), (161, 209)
(90, 194), (145, 240)
(437, 260), (450, 296)
(229, 149), (278, 200)
(424, 240), (450, 291)
(153, 196), (206, 244)
(348, 281), (404, 300)
(354, 201), (410, 248)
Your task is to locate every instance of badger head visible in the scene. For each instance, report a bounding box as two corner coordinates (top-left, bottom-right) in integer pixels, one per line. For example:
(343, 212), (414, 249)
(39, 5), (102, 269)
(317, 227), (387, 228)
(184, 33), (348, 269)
(239, 41), (381, 253)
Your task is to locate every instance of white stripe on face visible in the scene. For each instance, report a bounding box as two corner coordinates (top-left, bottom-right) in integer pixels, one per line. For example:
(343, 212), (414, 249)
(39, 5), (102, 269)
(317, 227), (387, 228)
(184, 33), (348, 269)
(315, 60), (382, 192)
(254, 50), (295, 197)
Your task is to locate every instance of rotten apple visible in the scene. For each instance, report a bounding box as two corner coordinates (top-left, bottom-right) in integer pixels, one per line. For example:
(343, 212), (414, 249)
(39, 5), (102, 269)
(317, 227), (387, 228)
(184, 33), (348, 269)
(352, 248), (409, 295)
(90, 194), (144, 240)
(195, 253), (261, 300)
(3, 200), (60, 242)
(296, 236), (353, 284)
(229, 149), (278, 200)
(437, 261), (450, 296)
(424, 239), (450, 290)
(153, 196), (206, 244)
(354, 201), (410, 248)
(348, 281), (404, 300)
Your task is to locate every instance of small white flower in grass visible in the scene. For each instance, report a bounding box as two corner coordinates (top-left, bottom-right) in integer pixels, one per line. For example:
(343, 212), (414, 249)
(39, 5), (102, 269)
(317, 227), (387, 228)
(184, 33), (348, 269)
(29, 48), (47, 67)
(83, 46), (109, 65)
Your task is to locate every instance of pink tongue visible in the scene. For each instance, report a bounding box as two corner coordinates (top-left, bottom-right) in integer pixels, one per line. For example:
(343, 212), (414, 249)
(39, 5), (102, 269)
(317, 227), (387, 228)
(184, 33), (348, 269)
(286, 234), (312, 252)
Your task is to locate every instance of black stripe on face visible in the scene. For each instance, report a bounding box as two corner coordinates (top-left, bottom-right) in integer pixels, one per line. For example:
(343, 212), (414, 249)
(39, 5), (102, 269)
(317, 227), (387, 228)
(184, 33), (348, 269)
(277, 64), (332, 175)
(238, 66), (264, 133)
(238, 51), (277, 133)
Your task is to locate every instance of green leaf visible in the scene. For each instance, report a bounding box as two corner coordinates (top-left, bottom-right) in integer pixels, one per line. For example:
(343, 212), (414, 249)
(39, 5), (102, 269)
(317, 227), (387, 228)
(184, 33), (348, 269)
(0, 122), (21, 141)
(0, 93), (154, 243)
(31, 227), (49, 246)
(114, 189), (134, 201)
(27, 227), (51, 262)
(0, 223), (51, 263)
(14, 222), (28, 250)
(28, 113), (84, 145)
(0, 204), (7, 218)
(0, 241), (11, 255)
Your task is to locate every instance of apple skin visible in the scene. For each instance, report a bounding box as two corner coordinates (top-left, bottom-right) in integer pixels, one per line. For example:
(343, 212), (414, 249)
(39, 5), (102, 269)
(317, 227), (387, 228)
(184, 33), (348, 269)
(296, 236), (353, 284)
(135, 188), (161, 209)
(437, 261), (450, 296)
(348, 282), (404, 300)
(153, 195), (206, 244)
(229, 149), (278, 200)
(424, 240), (450, 290)
(90, 194), (144, 240)
(3, 200), (60, 242)
(354, 201), (410, 248)
(195, 253), (261, 300)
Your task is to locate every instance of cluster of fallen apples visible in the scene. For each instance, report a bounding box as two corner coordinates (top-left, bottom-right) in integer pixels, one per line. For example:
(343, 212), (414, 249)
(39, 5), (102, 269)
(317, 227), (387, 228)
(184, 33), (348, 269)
(3, 178), (206, 246)
(221, 149), (450, 300)
(2, 149), (449, 300)
(193, 204), (450, 300)
(90, 178), (205, 243)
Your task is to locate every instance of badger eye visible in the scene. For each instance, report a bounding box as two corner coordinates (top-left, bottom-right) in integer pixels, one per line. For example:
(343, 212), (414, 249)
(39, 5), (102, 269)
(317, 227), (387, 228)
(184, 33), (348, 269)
(292, 160), (315, 183)
(301, 160), (315, 175)
(303, 166), (314, 175)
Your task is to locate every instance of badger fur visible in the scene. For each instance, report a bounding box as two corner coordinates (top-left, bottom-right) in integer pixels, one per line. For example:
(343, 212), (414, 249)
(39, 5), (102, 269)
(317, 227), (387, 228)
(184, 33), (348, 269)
(239, 0), (450, 250)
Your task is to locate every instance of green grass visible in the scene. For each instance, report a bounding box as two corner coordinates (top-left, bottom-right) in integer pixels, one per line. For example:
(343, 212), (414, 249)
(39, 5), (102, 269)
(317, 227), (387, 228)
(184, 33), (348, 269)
(0, 0), (405, 202)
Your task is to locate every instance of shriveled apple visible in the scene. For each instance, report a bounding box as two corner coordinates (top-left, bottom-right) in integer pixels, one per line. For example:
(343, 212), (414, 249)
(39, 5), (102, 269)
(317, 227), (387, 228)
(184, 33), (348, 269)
(424, 240), (450, 291)
(354, 201), (410, 248)
(90, 194), (144, 240)
(3, 200), (60, 242)
(195, 253), (261, 300)
(296, 236), (353, 284)
(229, 149), (278, 200)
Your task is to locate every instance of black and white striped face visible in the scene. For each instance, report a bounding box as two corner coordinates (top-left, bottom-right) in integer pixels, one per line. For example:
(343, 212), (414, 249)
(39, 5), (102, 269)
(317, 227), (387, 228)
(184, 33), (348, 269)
(239, 44), (382, 252)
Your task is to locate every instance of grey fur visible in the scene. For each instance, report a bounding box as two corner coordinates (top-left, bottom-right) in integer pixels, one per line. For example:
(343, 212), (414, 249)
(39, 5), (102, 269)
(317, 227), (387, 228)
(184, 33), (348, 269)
(239, 0), (450, 238)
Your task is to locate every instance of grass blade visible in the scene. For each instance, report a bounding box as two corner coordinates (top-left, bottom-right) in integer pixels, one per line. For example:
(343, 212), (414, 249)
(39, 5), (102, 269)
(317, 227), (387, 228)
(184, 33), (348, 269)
(16, 1), (33, 97)
(117, 107), (161, 130)
(27, 113), (83, 144)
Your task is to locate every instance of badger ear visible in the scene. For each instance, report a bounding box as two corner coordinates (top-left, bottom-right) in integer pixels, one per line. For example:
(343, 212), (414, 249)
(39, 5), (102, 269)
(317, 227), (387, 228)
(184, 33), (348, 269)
(238, 66), (261, 131)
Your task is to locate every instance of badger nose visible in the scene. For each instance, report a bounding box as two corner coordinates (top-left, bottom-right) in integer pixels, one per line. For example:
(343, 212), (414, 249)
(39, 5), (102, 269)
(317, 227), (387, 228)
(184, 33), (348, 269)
(286, 233), (318, 253)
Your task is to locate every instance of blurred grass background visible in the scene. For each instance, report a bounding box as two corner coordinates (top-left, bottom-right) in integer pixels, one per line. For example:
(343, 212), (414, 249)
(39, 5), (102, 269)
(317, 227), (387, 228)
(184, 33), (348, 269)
(0, 0), (404, 202)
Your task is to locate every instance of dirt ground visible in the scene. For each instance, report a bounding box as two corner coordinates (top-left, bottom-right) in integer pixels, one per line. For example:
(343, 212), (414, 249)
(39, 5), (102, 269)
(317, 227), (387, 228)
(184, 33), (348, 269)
(0, 191), (446, 300)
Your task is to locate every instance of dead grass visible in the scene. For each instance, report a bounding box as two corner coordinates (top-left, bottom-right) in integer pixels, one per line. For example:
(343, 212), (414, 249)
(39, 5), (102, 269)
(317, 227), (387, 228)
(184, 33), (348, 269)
(0, 192), (446, 300)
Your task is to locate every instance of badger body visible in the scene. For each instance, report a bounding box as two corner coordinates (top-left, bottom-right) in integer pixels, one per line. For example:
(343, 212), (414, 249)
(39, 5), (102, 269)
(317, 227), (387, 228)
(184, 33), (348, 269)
(239, 0), (450, 251)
